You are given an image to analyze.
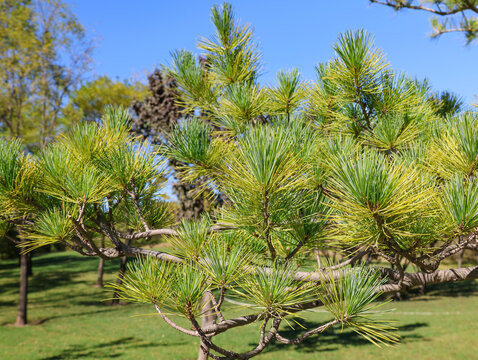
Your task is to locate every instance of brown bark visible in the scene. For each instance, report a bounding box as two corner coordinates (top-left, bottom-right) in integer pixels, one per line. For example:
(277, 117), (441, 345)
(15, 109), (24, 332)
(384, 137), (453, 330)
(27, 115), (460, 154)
(197, 335), (210, 359)
(95, 236), (105, 288)
(27, 253), (32, 277)
(92, 242), (478, 286)
(197, 292), (218, 360)
(96, 258), (105, 288)
(111, 239), (130, 305)
(458, 249), (464, 268)
(15, 251), (29, 326)
(315, 249), (322, 268)
(378, 265), (478, 293)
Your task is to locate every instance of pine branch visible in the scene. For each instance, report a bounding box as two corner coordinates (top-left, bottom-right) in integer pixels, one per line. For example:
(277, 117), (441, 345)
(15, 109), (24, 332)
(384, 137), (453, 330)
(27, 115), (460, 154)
(275, 318), (341, 344)
(370, 0), (475, 16)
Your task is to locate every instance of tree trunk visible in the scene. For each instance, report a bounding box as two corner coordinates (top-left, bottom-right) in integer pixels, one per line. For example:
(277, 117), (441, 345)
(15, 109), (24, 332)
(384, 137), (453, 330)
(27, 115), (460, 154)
(96, 258), (105, 288)
(111, 239), (130, 305)
(197, 292), (218, 360)
(315, 249), (322, 268)
(458, 249), (464, 268)
(95, 236), (105, 288)
(197, 337), (210, 359)
(15, 251), (29, 326)
(27, 252), (33, 277)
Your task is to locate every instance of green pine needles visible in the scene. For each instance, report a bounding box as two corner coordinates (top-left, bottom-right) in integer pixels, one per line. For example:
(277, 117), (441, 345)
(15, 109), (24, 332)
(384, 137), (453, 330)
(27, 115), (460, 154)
(2, 2), (478, 359)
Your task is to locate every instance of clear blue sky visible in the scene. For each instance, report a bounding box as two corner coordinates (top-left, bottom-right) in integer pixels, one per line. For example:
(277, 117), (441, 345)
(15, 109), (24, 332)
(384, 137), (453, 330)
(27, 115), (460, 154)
(66, 0), (477, 105)
(63, 0), (477, 200)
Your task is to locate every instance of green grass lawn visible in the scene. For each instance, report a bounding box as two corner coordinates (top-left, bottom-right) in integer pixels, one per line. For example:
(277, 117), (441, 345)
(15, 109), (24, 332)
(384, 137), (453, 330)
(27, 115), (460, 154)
(1, 251), (478, 359)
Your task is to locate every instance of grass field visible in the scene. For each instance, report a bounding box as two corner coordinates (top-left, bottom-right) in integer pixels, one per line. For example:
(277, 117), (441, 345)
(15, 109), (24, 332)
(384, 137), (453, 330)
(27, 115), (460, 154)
(1, 252), (478, 360)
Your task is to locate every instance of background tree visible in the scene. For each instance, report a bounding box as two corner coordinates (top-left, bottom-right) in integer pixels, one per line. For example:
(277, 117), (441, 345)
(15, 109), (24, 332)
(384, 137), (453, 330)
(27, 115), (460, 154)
(0, 0), (92, 152)
(0, 0), (91, 326)
(132, 69), (218, 220)
(370, 0), (478, 44)
(3, 3), (478, 359)
(64, 75), (148, 123)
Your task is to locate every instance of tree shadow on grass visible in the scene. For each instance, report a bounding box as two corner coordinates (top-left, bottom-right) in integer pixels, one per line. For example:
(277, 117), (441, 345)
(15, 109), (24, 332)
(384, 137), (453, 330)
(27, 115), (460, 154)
(0, 304), (122, 327)
(29, 271), (83, 292)
(0, 257), (114, 297)
(0, 278), (20, 295)
(0, 299), (15, 307)
(0, 272), (80, 298)
(255, 320), (428, 354)
(395, 280), (478, 303)
(422, 280), (478, 298)
(30, 307), (118, 326)
(0, 260), (20, 271)
(41, 336), (180, 360)
(33, 253), (120, 272)
(0, 253), (121, 299)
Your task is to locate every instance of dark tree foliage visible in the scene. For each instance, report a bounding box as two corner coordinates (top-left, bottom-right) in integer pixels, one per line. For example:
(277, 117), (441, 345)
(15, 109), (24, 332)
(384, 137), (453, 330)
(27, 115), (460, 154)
(433, 90), (465, 118)
(131, 69), (215, 219)
(131, 70), (181, 139)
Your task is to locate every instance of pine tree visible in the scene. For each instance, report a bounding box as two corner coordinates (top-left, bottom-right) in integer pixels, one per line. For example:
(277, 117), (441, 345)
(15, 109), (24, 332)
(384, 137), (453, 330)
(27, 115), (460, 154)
(132, 69), (218, 220)
(2, 3), (478, 358)
(370, 0), (478, 44)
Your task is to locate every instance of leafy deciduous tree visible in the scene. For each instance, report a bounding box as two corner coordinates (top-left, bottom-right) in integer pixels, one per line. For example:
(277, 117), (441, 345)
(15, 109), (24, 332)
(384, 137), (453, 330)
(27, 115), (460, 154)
(64, 75), (148, 123)
(0, 0), (93, 151)
(0, 0), (91, 326)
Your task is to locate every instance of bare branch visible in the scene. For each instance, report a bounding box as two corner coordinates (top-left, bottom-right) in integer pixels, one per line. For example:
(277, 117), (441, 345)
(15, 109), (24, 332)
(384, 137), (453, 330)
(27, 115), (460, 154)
(379, 264), (478, 293)
(431, 26), (476, 37)
(129, 178), (150, 232)
(285, 236), (307, 261)
(201, 314), (262, 335)
(275, 318), (340, 344)
(154, 304), (200, 337)
(189, 308), (282, 360)
(370, 0), (473, 16)
(327, 250), (369, 270)
(98, 245), (182, 263)
(210, 288), (226, 323)
(119, 224), (233, 240)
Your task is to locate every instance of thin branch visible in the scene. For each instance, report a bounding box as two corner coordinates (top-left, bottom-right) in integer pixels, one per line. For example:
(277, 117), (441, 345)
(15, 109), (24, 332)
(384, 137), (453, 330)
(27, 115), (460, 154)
(262, 190), (276, 260)
(203, 317), (254, 336)
(210, 288), (226, 323)
(119, 224), (233, 240)
(327, 250), (369, 270)
(119, 228), (178, 239)
(68, 212), (97, 254)
(370, 0), (471, 16)
(189, 308), (281, 360)
(239, 317), (281, 359)
(129, 178), (150, 232)
(4, 233), (21, 244)
(189, 312), (239, 359)
(422, 233), (478, 267)
(76, 200), (87, 224)
(431, 27), (476, 37)
(275, 318), (340, 344)
(98, 245), (183, 263)
(92, 208), (123, 248)
(154, 304), (200, 337)
(285, 236), (308, 261)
